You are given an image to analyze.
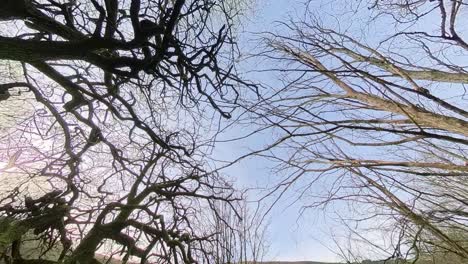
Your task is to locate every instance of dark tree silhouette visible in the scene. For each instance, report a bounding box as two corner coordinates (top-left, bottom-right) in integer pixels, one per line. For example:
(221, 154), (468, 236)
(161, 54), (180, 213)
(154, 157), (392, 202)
(0, 0), (252, 263)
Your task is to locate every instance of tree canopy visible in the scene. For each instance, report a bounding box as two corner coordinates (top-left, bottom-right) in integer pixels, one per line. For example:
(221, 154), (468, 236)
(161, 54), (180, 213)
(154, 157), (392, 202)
(0, 0), (252, 263)
(242, 0), (467, 261)
(0, 0), (467, 263)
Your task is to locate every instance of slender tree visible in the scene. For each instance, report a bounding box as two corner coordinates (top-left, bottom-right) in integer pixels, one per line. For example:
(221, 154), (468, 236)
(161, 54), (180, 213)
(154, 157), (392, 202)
(211, 198), (269, 264)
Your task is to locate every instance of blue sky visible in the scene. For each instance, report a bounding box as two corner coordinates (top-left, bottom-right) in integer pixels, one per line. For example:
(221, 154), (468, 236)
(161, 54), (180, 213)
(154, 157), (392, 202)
(213, 0), (468, 261)
(214, 0), (349, 261)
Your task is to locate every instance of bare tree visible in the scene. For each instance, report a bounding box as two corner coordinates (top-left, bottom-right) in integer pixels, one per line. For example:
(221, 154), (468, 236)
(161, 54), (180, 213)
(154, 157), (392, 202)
(0, 0), (254, 263)
(247, 0), (468, 262)
(211, 197), (269, 264)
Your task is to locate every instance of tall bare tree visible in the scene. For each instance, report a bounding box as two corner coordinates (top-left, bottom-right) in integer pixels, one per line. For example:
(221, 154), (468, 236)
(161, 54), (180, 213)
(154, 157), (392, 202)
(249, 0), (468, 261)
(211, 198), (269, 264)
(0, 0), (254, 263)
